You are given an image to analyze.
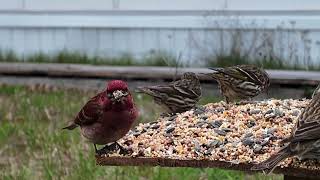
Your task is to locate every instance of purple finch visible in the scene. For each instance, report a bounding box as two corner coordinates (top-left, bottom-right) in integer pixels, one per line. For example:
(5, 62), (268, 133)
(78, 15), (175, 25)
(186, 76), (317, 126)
(63, 80), (138, 155)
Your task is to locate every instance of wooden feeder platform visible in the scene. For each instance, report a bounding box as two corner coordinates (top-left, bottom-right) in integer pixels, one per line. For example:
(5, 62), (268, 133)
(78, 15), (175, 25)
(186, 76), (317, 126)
(97, 156), (320, 180)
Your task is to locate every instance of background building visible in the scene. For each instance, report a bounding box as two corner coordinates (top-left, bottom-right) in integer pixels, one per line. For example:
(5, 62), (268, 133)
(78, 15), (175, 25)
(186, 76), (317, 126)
(0, 0), (320, 66)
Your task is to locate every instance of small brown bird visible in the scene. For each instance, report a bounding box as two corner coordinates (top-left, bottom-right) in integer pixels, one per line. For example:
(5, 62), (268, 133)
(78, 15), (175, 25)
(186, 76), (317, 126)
(251, 84), (320, 174)
(136, 72), (202, 114)
(63, 80), (138, 155)
(203, 65), (270, 103)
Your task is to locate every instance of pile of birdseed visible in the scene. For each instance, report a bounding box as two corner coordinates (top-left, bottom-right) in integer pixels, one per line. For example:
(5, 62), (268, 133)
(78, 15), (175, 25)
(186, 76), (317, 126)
(105, 99), (320, 170)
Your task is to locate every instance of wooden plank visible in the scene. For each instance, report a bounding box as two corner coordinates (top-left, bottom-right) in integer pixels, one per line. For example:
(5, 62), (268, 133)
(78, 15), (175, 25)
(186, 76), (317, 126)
(98, 29), (114, 57)
(159, 29), (175, 55)
(142, 28), (160, 54)
(0, 63), (319, 85)
(96, 156), (320, 179)
(39, 28), (55, 55)
(66, 28), (83, 52)
(113, 29), (130, 56)
(53, 28), (67, 51)
(284, 175), (319, 180)
(24, 28), (40, 56)
(82, 28), (99, 57)
(0, 28), (13, 50)
(128, 28), (145, 59)
(12, 29), (25, 57)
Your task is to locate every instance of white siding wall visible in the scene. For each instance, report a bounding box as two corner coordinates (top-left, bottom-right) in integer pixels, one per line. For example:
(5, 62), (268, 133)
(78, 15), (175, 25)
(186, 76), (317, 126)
(0, 0), (320, 66)
(1, 0), (320, 11)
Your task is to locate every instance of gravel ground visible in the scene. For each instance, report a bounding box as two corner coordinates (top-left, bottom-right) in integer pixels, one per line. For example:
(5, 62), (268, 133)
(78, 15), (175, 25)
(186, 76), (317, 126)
(102, 99), (320, 170)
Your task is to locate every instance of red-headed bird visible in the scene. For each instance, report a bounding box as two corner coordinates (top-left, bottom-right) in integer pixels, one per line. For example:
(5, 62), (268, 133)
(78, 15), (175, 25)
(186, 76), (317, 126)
(251, 84), (320, 174)
(135, 72), (202, 115)
(202, 65), (270, 103)
(63, 80), (138, 155)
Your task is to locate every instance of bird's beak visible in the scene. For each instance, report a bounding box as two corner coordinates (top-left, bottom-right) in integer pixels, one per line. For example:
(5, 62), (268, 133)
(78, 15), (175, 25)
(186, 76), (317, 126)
(112, 90), (129, 102)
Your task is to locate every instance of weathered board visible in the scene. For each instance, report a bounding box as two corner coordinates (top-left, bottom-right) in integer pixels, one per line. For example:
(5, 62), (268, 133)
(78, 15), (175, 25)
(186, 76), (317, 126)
(96, 156), (320, 179)
(0, 63), (319, 85)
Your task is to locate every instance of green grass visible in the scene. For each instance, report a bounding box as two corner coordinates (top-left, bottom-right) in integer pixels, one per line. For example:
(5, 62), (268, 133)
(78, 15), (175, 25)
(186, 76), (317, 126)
(0, 50), (181, 67)
(0, 85), (281, 180)
(1, 49), (319, 71)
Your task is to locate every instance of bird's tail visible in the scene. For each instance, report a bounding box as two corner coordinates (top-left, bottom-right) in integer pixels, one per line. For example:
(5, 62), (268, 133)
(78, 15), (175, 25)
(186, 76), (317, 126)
(62, 123), (78, 130)
(251, 146), (291, 175)
(278, 136), (293, 145)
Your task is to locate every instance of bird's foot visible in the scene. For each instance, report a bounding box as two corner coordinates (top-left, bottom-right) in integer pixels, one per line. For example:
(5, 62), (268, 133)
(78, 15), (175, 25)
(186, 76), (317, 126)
(160, 113), (177, 121)
(95, 144), (114, 156)
(114, 142), (129, 155)
(160, 112), (175, 118)
(95, 142), (129, 156)
(193, 105), (206, 115)
(95, 143), (119, 156)
(221, 101), (231, 110)
(167, 114), (177, 121)
(160, 112), (170, 118)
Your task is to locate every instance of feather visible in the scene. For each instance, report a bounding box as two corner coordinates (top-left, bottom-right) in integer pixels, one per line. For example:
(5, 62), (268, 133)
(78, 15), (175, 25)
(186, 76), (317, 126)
(136, 72), (201, 114)
(206, 65), (270, 103)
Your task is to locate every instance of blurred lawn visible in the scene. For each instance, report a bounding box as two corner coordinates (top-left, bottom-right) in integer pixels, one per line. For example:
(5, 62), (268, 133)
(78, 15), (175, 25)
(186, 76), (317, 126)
(0, 86), (282, 180)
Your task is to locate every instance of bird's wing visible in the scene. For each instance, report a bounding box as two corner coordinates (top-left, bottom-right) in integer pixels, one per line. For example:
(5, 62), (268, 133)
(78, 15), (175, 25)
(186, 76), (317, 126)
(209, 67), (248, 81)
(209, 65), (263, 85)
(173, 79), (201, 98)
(234, 65), (265, 85)
(290, 95), (320, 142)
(129, 106), (139, 120)
(136, 79), (200, 111)
(291, 121), (320, 142)
(74, 93), (104, 126)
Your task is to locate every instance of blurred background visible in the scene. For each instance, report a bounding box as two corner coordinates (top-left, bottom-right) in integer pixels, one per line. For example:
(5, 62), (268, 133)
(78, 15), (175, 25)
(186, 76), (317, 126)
(0, 0), (319, 179)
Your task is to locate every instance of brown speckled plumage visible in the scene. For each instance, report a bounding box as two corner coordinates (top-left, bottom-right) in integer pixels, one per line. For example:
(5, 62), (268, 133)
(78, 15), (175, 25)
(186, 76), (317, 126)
(252, 84), (320, 174)
(204, 65), (270, 103)
(136, 72), (201, 114)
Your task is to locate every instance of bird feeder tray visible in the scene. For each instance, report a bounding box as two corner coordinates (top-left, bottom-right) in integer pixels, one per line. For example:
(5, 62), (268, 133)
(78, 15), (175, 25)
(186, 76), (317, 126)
(96, 99), (320, 180)
(96, 156), (319, 179)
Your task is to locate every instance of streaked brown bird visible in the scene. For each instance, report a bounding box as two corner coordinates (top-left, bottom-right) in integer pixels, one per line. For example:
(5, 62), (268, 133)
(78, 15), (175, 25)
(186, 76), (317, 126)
(63, 80), (138, 155)
(135, 72), (202, 114)
(251, 84), (320, 174)
(203, 65), (270, 103)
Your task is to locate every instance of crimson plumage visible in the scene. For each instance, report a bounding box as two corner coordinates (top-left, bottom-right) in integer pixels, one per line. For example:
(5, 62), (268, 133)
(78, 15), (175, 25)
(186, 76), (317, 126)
(63, 80), (138, 154)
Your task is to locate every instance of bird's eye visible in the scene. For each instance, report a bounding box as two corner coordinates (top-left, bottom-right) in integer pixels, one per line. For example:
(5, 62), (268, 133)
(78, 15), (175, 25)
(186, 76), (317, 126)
(107, 93), (113, 98)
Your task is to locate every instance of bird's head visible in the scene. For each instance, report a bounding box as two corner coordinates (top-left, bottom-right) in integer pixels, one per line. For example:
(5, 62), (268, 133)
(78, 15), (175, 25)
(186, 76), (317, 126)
(182, 72), (202, 96)
(182, 72), (198, 80)
(183, 72), (201, 85)
(106, 80), (130, 103)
